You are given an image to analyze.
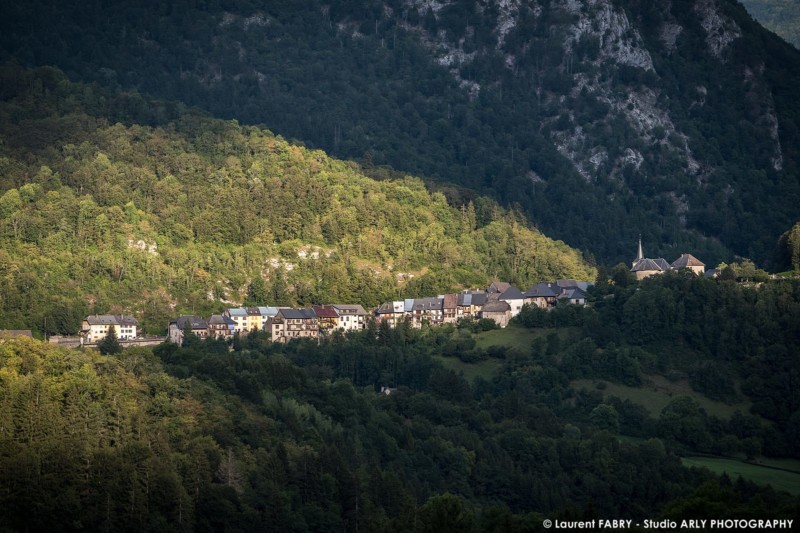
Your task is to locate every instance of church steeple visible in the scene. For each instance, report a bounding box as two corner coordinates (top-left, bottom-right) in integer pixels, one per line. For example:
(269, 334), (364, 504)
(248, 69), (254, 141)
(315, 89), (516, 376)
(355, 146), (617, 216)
(633, 235), (644, 268)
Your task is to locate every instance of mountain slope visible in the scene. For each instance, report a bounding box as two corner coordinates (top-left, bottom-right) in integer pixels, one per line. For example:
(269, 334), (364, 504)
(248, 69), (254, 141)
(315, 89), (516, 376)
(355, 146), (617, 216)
(2, 0), (798, 266)
(741, 0), (800, 47)
(0, 65), (594, 335)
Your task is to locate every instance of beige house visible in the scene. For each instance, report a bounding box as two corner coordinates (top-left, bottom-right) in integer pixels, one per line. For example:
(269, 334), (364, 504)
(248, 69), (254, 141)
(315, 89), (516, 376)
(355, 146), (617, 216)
(375, 301), (407, 327)
(268, 308), (319, 343)
(523, 283), (559, 308)
(671, 254), (705, 275)
(81, 315), (139, 343)
(330, 304), (368, 332)
(224, 307), (249, 333)
(481, 300), (511, 328)
(208, 314), (236, 339)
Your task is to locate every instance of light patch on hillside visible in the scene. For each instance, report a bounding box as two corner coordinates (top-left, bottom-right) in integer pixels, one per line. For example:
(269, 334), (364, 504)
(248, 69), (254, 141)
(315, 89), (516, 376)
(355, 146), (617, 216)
(401, 1), (483, 96)
(408, 0), (448, 14)
(660, 22), (683, 52)
(566, 0), (654, 71)
(609, 89), (672, 142)
(128, 239), (158, 255)
(695, 0), (742, 58)
(552, 122), (593, 181)
(495, 0), (522, 46)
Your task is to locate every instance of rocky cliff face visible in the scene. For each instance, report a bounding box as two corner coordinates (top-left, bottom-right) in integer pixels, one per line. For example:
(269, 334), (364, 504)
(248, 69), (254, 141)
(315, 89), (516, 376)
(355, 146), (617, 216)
(398, 0), (782, 184)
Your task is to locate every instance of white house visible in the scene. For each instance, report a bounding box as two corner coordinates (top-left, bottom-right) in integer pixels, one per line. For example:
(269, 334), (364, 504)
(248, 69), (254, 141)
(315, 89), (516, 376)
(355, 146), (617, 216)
(81, 315), (139, 343)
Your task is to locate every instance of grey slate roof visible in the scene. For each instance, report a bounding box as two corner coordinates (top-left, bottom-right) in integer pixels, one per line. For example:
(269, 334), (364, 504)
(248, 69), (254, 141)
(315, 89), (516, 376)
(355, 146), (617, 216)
(331, 304), (367, 315)
(499, 286), (525, 301)
(412, 297), (443, 311)
(85, 314), (119, 325)
(119, 316), (139, 327)
(279, 308), (317, 320)
(654, 258), (671, 270)
(174, 315), (208, 330)
(458, 291), (488, 306)
(227, 307), (247, 317)
(376, 302), (396, 314)
(208, 314), (235, 326)
(85, 315), (139, 326)
(525, 283), (559, 298)
(559, 288), (588, 301)
(470, 292), (488, 306)
(631, 258), (667, 272)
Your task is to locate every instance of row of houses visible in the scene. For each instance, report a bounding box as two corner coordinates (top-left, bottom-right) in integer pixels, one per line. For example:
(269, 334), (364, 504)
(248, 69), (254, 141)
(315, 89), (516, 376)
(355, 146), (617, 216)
(374, 280), (591, 329)
(163, 280), (590, 346)
(168, 304), (369, 345)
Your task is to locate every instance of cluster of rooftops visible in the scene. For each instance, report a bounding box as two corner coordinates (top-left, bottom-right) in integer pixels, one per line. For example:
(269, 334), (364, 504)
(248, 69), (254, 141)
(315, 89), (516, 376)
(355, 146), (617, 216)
(164, 280), (592, 345)
(374, 280), (592, 329)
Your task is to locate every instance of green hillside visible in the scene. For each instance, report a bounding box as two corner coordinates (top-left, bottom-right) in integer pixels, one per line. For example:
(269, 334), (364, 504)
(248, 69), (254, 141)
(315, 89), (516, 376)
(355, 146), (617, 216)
(0, 64), (594, 335)
(2, 0), (799, 265)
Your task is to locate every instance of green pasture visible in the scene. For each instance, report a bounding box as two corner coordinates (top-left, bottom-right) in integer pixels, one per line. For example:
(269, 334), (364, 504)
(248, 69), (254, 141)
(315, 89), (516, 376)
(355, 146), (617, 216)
(472, 323), (546, 351)
(682, 456), (800, 495)
(571, 376), (753, 420)
(434, 355), (503, 383)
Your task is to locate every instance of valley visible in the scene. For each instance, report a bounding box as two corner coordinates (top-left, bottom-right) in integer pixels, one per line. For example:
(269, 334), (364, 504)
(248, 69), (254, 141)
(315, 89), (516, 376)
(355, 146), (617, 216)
(1, 1), (800, 530)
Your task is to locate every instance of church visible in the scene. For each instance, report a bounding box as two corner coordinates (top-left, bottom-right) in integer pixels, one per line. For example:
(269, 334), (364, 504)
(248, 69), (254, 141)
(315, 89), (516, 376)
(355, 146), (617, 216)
(631, 239), (705, 280)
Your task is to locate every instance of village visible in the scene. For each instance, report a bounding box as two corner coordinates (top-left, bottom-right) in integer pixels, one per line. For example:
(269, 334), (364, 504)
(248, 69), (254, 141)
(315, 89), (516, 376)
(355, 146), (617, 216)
(56, 243), (708, 347)
(74, 279), (593, 347)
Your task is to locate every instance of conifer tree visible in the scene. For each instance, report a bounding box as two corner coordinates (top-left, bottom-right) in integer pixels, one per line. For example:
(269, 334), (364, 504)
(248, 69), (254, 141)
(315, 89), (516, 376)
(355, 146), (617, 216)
(97, 326), (122, 355)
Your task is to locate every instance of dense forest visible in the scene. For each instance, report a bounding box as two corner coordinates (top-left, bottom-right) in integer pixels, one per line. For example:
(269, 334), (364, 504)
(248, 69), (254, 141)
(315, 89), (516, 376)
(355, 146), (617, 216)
(1, 0), (798, 265)
(0, 64), (593, 336)
(2, 271), (800, 530)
